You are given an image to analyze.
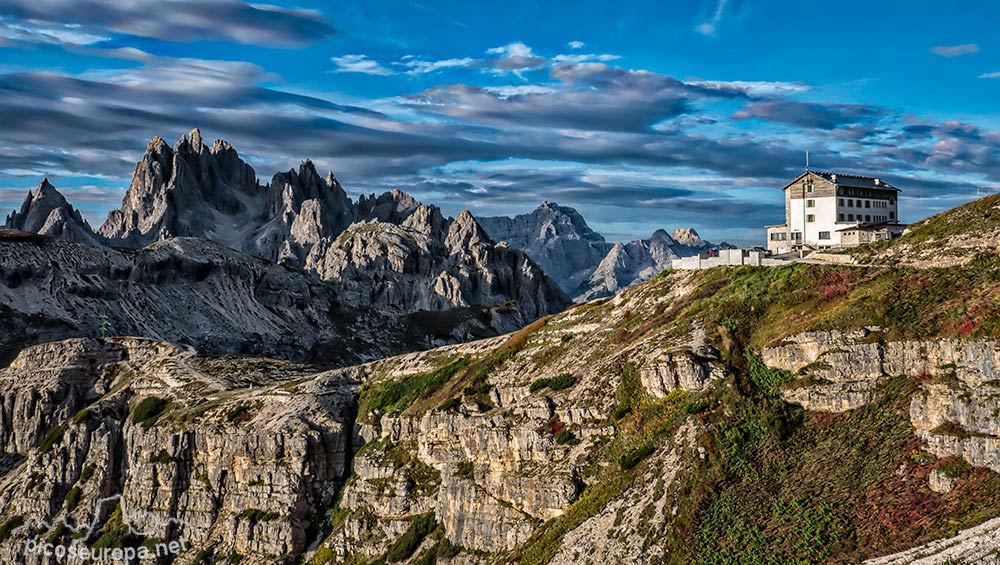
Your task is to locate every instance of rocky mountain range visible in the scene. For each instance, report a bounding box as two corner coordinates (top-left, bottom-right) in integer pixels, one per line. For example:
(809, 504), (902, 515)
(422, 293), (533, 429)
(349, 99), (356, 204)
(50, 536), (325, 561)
(3, 191), (1000, 563)
(479, 201), (717, 300)
(2, 129), (721, 361)
(1, 130), (569, 360)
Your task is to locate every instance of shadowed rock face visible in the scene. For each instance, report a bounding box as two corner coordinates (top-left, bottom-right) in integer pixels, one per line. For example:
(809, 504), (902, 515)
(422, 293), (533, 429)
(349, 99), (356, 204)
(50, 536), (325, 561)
(3, 179), (101, 246)
(99, 130), (261, 248)
(0, 235), (528, 364)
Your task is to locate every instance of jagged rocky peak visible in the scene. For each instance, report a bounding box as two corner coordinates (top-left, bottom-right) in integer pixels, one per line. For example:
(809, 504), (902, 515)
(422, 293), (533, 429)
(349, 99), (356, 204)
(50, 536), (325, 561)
(4, 178), (101, 245)
(650, 228), (676, 243)
(478, 200), (613, 293)
(356, 188), (448, 237)
(250, 160), (357, 265)
(534, 200), (608, 244)
(445, 209), (492, 252)
(267, 160), (346, 216)
(99, 128), (261, 248)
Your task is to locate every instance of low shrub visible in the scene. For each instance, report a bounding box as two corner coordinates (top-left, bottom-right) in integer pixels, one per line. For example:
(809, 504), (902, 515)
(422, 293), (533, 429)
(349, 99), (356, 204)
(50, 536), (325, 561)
(64, 486), (82, 512)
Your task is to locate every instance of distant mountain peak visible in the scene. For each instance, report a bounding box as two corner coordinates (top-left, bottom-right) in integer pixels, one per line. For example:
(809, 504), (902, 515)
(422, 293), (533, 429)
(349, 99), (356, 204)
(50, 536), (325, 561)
(671, 227), (706, 247)
(4, 179), (100, 245)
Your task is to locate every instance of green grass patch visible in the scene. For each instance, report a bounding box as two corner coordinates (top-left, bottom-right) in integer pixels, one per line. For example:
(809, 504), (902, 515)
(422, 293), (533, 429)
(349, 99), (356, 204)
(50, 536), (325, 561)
(555, 430), (577, 445)
(358, 358), (469, 422)
(39, 422), (67, 453)
(131, 397), (168, 430)
(385, 512), (437, 562)
(0, 515), (23, 543)
(238, 509), (280, 523)
(64, 486), (82, 512)
(529, 373), (577, 394)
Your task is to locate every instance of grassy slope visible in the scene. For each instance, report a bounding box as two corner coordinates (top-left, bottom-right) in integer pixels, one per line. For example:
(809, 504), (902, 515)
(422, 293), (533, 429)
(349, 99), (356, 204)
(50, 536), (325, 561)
(851, 191), (1000, 264)
(347, 251), (1000, 564)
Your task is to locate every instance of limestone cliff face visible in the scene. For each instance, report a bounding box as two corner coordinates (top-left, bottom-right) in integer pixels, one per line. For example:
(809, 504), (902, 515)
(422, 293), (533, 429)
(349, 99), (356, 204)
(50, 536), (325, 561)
(3, 179), (101, 246)
(0, 338), (358, 565)
(761, 329), (1000, 413)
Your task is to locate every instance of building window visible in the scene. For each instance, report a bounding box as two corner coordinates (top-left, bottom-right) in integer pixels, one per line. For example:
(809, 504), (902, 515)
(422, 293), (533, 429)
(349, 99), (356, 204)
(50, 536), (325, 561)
(838, 198), (845, 206)
(847, 199), (854, 207)
(838, 213), (845, 221)
(806, 199), (815, 207)
(865, 215), (871, 222)
(848, 214), (854, 221)
(805, 180), (814, 193)
(770, 233), (787, 241)
(806, 214), (815, 222)
(819, 231), (831, 240)
(865, 200), (871, 208)
(889, 211), (895, 219)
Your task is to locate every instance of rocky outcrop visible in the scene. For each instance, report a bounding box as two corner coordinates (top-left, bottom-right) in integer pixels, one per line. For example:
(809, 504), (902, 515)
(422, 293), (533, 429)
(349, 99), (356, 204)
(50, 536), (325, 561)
(763, 329), (1000, 498)
(304, 211), (569, 329)
(638, 350), (726, 397)
(761, 329), (1000, 413)
(549, 421), (701, 564)
(863, 516), (1000, 564)
(3, 179), (101, 246)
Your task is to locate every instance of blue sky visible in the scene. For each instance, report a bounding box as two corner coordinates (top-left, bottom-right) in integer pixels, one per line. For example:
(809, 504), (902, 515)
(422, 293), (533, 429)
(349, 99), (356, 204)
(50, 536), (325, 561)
(0, 0), (997, 245)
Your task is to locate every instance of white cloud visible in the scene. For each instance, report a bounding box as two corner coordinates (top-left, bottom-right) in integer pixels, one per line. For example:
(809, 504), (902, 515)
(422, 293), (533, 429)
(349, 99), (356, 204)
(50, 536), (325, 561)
(568, 40), (585, 49)
(689, 80), (812, 96)
(0, 21), (108, 46)
(401, 57), (476, 75)
(483, 85), (559, 99)
(978, 71), (1000, 79)
(552, 53), (621, 64)
(330, 54), (394, 76)
(931, 44), (981, 57)
(695, 0), (729, 36)
(485, 42), (546, 77)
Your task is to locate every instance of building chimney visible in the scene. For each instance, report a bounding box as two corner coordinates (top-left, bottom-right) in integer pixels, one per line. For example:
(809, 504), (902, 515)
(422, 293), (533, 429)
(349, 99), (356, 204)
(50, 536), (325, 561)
(831, 174), (837, 182)
(874, 178), (880, 185)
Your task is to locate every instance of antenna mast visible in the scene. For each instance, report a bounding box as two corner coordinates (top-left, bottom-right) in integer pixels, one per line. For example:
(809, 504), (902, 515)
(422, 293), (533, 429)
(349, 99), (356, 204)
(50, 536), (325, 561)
(805, 150), (809, 172)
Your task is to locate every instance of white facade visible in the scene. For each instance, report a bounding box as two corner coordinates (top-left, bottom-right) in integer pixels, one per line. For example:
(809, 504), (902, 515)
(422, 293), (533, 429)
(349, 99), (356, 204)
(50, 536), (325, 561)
(767, 171), (901, 253)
